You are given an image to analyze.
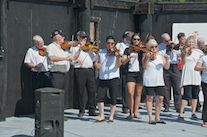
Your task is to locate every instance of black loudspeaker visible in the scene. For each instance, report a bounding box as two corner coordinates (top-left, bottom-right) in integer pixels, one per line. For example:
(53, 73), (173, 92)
(35, 87), (65, 137)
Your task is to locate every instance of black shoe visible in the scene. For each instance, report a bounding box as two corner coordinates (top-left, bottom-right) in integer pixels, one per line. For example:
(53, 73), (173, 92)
(178, 114), (184, 120)
(191, 113), (198, 120)
(163, 108), (169, 112)
(156, 120), (166, 124)
(94, 119), (105, 123)
(89, 112), (99, 116)
(77, 112), (84, 117)
(149, 121), (156, 125)
(196, 106), (201, 111)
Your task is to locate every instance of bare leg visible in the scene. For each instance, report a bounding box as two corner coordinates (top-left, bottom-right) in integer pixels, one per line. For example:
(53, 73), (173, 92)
(155, 95), (164, 121)
(109, 104), (116, 120)
(127, 82), (136, 116)
(134, 83), (143, 116)
(191, 99), (197, 114)
(97, 102), (105, 120)
(180, 99), (186, 114)
(146, 95), (153, 122)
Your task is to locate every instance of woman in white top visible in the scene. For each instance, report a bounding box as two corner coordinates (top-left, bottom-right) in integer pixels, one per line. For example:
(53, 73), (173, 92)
(179, 36), (203, 119)
(142, 39), (170, 124)
(122, 33), (143, 119)
(194, 46), (207, 127)
(94, 36), (121, 123)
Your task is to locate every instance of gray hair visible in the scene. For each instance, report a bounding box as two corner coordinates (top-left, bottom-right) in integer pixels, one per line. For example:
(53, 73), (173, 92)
(185, 36), (197, 48)
(33, 35), (43, 43)
(197, 37), (206, 45)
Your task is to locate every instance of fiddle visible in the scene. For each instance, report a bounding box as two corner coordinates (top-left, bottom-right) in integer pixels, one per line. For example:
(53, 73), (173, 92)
(61, 40), (79, 49)
(107, 47), (120, 56)
(39, 47), (46, 56)
(138, 41), (147, 48)
(134, 46), (156, 60)
(82, 42), (99, 53)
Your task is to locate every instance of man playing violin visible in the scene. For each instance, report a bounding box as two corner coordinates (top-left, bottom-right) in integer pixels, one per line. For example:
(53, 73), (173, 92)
(158, 33), (182, 113)
(24, 35), (52, 92)
(70, 31), (99, 117)
(47, 30), (82, 112)
(24, 35), (52, 111)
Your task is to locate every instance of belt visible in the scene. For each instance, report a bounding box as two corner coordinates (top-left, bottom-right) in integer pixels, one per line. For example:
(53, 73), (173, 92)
(170, 64), (177, 66)
(32, 71), (49, 73)
(74, 68), (93, 70)
(51, 71), (68, 74)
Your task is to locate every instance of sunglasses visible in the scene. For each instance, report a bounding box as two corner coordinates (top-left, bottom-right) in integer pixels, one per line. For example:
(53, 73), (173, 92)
(81, 36), (87, 39)
(150, 46), (158, 49)
(133, 38), (140, 41)
(107, 42), (114, 45)
(164, 39), (171, 43)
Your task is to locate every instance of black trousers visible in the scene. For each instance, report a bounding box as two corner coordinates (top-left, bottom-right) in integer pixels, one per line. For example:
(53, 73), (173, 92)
(201, 82), (207, 122)
(74, 68), (96, 113)
(120, 66), (128, 111)
(50, 72), (70, 109)
(163, 64), (181, 110)
(32, 72), (52, 92)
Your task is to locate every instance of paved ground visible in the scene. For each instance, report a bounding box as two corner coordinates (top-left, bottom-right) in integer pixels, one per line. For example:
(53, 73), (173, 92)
(0, 103), (206, 137)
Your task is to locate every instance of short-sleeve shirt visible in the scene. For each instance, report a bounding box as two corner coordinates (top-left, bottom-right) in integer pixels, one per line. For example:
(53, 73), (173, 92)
(198, 54), (207, 83)
(70, 44), (97, 68)
(46, 42), (72, 72)
(124, 48), (140, 72)
(24, 46), (49, 72)
(99, 48), (119, 80)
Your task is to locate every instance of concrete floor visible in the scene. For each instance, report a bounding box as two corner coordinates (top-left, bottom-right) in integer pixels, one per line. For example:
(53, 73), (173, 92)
(0, 103), (206, 137)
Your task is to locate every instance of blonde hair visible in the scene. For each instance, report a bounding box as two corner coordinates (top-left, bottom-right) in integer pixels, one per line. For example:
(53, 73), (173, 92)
(146, 39), (158, 52)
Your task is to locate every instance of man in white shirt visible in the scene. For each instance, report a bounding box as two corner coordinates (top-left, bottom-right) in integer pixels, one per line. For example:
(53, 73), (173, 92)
(47, 30), (82, 111)
(158, 33), (182, 113)
(70, 31), (99, 117)
(24, 35), (52, 92)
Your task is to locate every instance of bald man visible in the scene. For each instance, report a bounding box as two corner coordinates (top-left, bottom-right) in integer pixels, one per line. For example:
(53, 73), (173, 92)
(158, 33), (182, 113)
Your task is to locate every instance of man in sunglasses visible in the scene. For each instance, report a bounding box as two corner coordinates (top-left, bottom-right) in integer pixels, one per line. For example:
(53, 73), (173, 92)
(70, 31), (99, 117)
(158, 33), (182, 113)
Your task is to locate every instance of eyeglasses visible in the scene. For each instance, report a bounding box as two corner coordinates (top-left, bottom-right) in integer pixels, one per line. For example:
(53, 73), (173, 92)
(107, 42), (114, 45)
(150, 46), (158, 49)
(81, 36), (87, 39)
(133, 38), (140, 41)
(164, 39), (171, 43)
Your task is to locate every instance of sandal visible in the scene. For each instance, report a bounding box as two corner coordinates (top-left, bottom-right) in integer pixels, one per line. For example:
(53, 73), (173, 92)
(108, 120), (113, 123)
(149, 121), (156, 125)
(202, 122), (207, 127)
(134, 114), (142, 119)
(126, 115), (132, 119)
(156, 120), (166, 124)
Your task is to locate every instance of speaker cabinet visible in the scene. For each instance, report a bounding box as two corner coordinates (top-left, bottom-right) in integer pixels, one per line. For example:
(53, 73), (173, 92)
(35, 87), (65, 137)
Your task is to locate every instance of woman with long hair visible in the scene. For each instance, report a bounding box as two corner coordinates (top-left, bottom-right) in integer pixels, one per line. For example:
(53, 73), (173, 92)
(122, 33), (143, 119)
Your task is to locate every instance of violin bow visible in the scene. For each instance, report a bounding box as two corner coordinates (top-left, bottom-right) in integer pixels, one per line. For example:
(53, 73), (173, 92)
(143, 33), (149, 43)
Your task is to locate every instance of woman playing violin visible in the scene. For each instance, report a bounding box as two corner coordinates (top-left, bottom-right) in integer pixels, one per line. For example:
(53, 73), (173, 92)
(70, 31), (99, 117)
(122, 33), (143, 119)
(142, 39), (169, 124)
(178, 36), (204, 119)
(94, 36), (121, 123)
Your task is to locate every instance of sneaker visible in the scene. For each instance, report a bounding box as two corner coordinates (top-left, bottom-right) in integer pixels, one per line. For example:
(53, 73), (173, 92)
(191, 114), (198, 120)
(178, 114), (184, 120)
(163, 108), (169, 112)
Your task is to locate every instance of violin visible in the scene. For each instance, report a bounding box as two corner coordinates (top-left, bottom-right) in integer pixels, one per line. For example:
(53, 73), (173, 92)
(107, 47), (120, 56)
(39, 47), (46, 56)
(82, 42), (99, 53)
(138, 41), (147, 48)
(134, 46), (156, 60)
(61, 40), (79, 49)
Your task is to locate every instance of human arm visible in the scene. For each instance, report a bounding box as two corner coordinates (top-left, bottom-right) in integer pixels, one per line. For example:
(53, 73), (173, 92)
(194, 62), (207, 71)
(142, 53), (150, 70)
(25, 62), (41, 73)
(94, 56), (102, 69)
(115, 52), (121, 68)
(180, 49), (188, 65)
(162, 54), (170, 69)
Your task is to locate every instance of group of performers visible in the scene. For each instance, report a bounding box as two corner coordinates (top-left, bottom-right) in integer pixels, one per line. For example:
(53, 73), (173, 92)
(24, 30), (207, 127)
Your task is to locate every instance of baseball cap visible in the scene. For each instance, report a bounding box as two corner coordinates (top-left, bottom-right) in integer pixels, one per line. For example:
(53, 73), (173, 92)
(77, 31), (88, 37)
(51, 30), (65, 38)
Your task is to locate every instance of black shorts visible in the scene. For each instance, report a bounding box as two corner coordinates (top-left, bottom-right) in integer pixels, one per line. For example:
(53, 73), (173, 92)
(127, 72), (143, 84)
(145, 86), (165, 96)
